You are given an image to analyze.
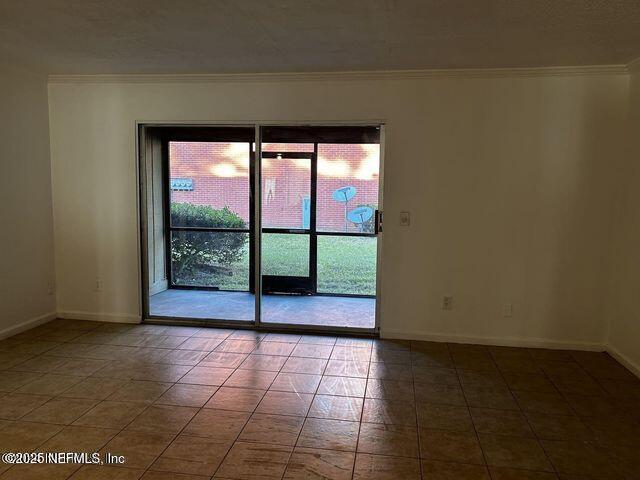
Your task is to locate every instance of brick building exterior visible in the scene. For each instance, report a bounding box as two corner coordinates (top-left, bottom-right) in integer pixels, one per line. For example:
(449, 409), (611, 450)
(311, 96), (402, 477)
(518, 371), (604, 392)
(169, 142), (379, 232)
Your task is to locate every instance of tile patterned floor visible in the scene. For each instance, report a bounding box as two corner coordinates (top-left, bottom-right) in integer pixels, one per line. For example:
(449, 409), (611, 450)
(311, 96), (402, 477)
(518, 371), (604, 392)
(0, 319), (639, 480)
(149, 290), (376, 328)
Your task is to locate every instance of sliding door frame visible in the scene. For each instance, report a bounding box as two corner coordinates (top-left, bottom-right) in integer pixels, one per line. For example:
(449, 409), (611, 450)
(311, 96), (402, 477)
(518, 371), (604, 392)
(137, 121), (385, 335)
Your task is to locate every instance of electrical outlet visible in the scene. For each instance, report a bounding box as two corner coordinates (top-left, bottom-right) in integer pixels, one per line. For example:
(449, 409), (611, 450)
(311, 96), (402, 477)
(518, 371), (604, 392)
(95, 279), (103, 292)
(47, 280), (56, 296)
(442, 295), (453, 310)
(502, 303), (513, 317)
(399, 211), (411, 226)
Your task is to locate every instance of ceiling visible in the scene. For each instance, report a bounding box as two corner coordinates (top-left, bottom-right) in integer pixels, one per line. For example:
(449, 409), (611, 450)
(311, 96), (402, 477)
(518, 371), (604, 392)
(1, 0), (639, 74)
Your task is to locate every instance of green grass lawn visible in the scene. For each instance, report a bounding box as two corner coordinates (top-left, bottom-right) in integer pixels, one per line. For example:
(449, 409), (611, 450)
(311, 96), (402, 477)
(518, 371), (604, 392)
(174, 234), (377, 295)
(317, 236), (377, 295)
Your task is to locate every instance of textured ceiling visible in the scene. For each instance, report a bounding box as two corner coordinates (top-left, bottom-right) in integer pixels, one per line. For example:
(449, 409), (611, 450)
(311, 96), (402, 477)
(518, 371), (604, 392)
(1, 0), (639, 74)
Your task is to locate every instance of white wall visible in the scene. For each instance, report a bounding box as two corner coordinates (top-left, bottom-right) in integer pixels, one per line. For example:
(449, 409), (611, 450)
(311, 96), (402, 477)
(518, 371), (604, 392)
(606, 65), (640, 373)
(0, 64), (56, 336)
(48, 71), (628, 347)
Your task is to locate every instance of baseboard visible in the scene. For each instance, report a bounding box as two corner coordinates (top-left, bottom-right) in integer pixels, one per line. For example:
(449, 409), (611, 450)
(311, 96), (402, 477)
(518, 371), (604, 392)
(606, 344), (640, 378)
(57, 311), (141, 324)
(380, 328), (605, 351)
(0, 311), (57, 340)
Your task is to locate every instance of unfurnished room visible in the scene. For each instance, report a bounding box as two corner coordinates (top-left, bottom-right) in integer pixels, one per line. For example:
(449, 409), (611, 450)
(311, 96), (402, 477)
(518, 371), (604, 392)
(1, 1), (639, 479)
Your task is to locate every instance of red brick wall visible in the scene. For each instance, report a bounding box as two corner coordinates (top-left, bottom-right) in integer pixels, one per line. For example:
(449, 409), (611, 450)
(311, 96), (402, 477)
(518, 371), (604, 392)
(169, 142), (379, 232)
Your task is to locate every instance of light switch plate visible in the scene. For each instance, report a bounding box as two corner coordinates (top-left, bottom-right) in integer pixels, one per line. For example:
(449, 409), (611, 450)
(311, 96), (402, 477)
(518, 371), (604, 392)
(400, 211), (410, 226)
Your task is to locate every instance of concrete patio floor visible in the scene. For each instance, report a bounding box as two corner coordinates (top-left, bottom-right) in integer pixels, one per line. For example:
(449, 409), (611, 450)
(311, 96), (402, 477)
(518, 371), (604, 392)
(149, 289), (376, 329)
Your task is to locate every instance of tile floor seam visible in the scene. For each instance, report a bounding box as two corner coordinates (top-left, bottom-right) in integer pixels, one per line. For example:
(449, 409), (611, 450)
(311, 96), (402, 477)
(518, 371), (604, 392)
(1, 329), (127, 478)
(53, 326), (209, 479)
(282, 337), (337, 480)
(133, 400), (211, 478)
(490, 348), (560, 479)
(552, 354), (625, 454)
(409, 342), (424, 479)
(1, 422), (81, 479)
(210, 332), (301, 480)
(72, 396), (173, 475)
(447, 342), (491, 480)
(348, 349), (368, 480)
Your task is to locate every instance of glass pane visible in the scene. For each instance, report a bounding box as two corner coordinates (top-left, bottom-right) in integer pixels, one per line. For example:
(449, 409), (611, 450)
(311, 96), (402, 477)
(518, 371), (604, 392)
(170, 231), (249, 290)
(169, 141), (250, 229)
(317, 236), (377, 295)
(316, 143), (380, 233)
(262, 156), (311, 229)
(262, 233), (309, 276)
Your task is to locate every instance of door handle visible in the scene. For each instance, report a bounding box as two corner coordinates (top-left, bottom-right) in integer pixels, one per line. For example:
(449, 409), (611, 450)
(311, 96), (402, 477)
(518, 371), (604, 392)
(374, 210), (383, 234)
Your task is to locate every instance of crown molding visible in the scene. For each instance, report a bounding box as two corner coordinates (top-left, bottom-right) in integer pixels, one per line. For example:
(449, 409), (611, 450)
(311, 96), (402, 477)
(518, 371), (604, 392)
(628, 57), (640, 73)
(48, 64), (629, 85)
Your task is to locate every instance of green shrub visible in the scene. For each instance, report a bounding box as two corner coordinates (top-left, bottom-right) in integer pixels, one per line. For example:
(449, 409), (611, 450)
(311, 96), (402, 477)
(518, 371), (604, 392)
(171, 202), (246, 229)
(170, 203), (248, 286)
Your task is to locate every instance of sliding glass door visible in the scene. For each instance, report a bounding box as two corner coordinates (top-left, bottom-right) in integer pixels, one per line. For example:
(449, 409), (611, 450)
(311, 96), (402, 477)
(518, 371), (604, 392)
(142, 124), (382, 333)
(258, 127), (381, 330)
